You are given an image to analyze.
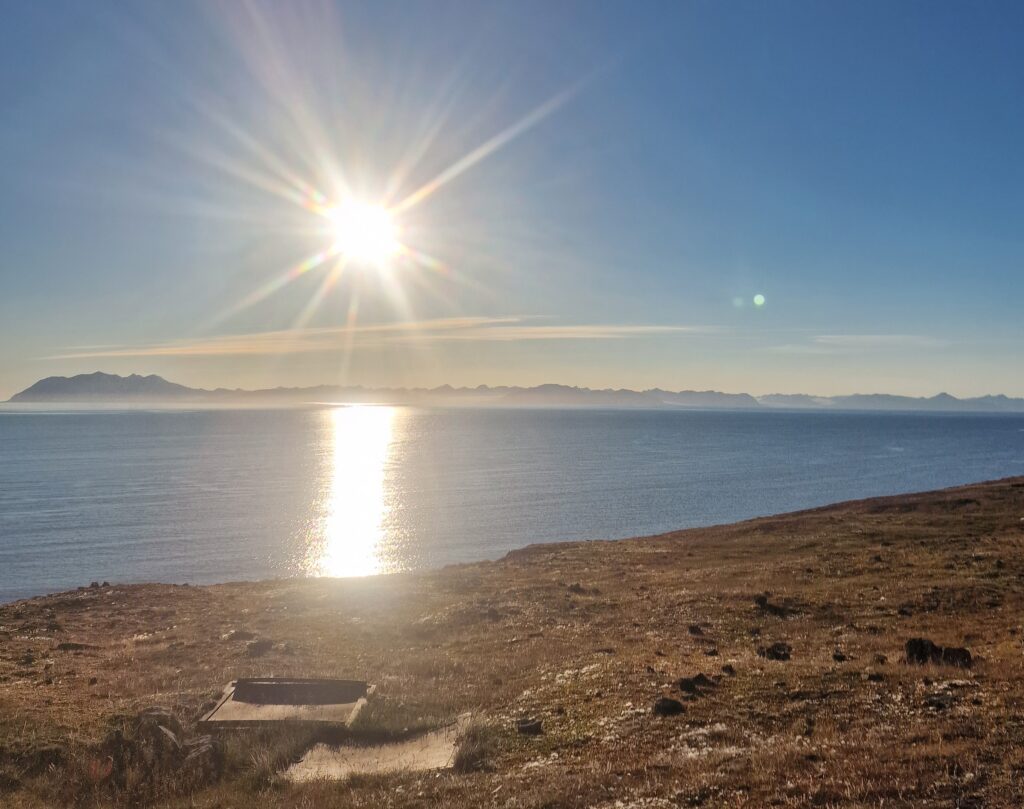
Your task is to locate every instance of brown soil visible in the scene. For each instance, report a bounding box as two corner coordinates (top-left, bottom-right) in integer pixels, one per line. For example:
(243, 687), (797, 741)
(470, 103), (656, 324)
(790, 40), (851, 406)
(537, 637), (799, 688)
(3, 476), (1024, 807)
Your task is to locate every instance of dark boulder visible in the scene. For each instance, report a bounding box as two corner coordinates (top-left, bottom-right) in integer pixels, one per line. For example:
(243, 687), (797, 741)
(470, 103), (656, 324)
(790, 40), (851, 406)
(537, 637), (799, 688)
(677, 673), (717, 695)
(754, 594), (790, 618)
(905, 638), (972, 668)
(652, 696), (685, 716)
(940, 646), (973, 668)
(757, 642), (792, 661)
(515, 717), (543, 735)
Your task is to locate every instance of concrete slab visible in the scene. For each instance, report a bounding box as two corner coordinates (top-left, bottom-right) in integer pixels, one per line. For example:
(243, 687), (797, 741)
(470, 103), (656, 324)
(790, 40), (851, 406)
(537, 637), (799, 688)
(199, 678), (372, 729)
(285, 715), (470, 781)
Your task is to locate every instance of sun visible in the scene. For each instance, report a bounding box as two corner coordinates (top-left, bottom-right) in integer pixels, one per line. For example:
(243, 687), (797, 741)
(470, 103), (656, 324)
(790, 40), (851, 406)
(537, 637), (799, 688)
(326, 200), (400, 265)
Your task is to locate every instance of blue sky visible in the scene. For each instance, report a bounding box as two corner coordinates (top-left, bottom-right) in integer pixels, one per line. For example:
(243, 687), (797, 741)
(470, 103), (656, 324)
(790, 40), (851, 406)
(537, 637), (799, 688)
(2, 0), (1023, 399)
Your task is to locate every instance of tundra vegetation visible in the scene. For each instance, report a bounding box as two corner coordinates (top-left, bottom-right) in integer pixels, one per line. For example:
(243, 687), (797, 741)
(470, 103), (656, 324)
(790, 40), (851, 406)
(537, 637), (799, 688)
(2, 478), (1024, 807)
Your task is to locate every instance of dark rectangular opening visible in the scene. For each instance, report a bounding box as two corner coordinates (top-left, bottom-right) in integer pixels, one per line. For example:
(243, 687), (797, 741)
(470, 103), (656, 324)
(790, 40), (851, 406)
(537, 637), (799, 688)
(232, 678), (369, 706)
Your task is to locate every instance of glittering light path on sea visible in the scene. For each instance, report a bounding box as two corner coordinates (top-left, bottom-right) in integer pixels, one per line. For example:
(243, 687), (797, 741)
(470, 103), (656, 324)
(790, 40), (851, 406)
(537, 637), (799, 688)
(306, 406), (396, 577)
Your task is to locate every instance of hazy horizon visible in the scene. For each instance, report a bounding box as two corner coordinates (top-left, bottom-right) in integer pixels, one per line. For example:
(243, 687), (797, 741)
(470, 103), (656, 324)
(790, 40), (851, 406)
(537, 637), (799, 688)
(3, 1), (1024, 400)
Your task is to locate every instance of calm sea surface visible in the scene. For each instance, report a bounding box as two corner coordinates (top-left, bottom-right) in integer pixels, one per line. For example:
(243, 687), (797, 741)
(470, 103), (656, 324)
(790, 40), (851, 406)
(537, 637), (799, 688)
(2, 406), (1023, 603)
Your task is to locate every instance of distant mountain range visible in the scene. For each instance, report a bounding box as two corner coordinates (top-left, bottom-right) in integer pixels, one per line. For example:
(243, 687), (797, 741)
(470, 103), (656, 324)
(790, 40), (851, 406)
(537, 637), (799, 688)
(8, 372), (1024, 412)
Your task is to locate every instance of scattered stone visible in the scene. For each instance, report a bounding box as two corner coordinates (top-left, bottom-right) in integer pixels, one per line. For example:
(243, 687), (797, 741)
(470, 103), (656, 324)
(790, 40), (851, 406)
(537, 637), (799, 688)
(88, 677), (98, 686)
(865, 672), (884, 682)
(98, 708), (222, 790)
(870, 554), (883, 563)
(652, 696), (685, 716)
(688, 624), (704, 636)
(677, 673), (717, 695)
(898, 606), (913, 617)
(754, 594), (790, 618)
(832, 649), (848, 662)
(720, 664), (736, 677)
(873, 653), (888, 665)
(704, 647), (719, 657)
(182, 735), (223, 781)
(757, 642), (792, 662)
(134, 706), (183, 738)
(905, 638), (972, 668)
(245, 639), (274, 657)
(220, 629), (256, 642)
(516, 717), (543, 735)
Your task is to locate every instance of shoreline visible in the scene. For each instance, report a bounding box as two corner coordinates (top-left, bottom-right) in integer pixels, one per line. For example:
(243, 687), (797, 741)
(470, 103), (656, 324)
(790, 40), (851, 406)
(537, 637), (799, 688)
(3, 475), (1024, 806)
(5, 472), (1024, 607)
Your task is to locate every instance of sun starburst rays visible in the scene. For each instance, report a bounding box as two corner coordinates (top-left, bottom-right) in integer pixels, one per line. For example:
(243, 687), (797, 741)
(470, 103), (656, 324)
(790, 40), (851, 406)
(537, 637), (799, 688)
(174, 3), (577, 378)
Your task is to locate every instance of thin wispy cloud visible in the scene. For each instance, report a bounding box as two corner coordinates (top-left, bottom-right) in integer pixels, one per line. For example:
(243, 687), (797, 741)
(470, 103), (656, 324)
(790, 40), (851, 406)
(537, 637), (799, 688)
(813, 334), (950, 349)
(45, 318), (714, 360)
(765, 333), (950, 355)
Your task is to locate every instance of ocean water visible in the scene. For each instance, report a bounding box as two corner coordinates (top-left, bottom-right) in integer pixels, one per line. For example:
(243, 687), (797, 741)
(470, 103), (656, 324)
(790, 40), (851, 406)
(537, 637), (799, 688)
(1, 405), (1023, 603)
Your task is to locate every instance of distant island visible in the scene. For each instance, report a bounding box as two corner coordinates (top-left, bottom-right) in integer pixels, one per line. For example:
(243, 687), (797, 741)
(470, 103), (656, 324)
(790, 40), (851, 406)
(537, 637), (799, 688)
(7, 371), (1024, 413)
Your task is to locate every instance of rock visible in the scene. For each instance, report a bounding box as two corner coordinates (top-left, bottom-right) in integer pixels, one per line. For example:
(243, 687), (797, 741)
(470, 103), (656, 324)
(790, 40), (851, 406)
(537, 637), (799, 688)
(134, 706), (183, 738)
(905, 638), (972, 668)
(182, 735), (223, 782)
(89, 582), (100, 589)
(758, 642), (792, 661)
(220, 629), (256, 642)
(940, 646), (973, 668)
(652, 696), (685, 716)
(688, 624), (704, 636)
(754, 594), (790, 618)
(515, 717), (543, 735)
(870, 554), (883, 563)
(567, 583), (586, 595)
(721, 664), (736, 677)
(865, 672), (884, 682)
(677, 673), (717, 695)
(873, 653), (888, 665)
(88, 677), (98, 686)
(245, 639), (273, 657)
(704, 647), (719, 657)
(832, 649), (848, 662)
(905, 638), (940, 664)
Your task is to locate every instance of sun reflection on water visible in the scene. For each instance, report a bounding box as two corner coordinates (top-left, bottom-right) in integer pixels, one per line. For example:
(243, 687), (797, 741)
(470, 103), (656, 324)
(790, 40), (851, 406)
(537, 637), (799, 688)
(308, 406), (395, 577)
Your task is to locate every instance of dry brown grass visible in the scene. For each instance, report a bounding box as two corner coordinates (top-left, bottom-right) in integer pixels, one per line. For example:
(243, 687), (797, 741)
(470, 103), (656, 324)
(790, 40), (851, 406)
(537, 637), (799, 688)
(3, 476), (1024, 806)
